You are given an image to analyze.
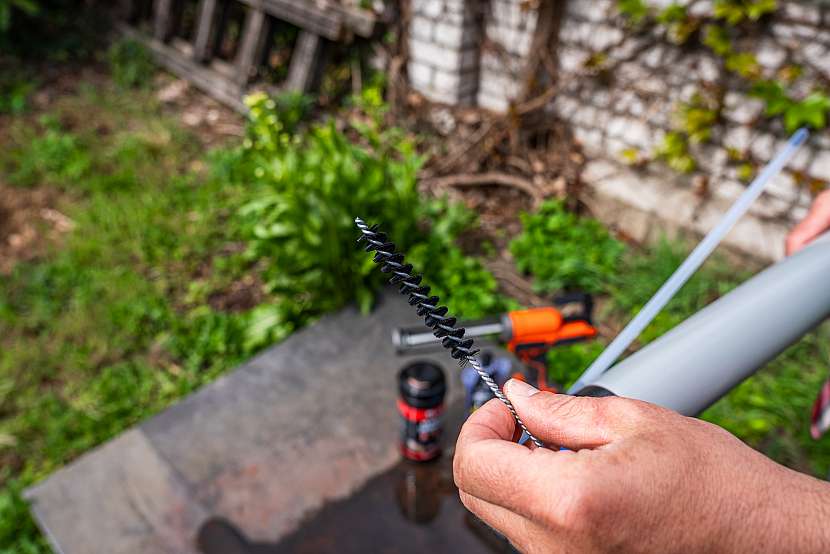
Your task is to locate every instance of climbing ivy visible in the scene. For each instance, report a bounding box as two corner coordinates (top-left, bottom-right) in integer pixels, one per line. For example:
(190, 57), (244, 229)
(615, 0), (830, 178)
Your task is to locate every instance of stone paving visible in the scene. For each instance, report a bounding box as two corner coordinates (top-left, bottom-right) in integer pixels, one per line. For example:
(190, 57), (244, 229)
(25, 292), (470, 554)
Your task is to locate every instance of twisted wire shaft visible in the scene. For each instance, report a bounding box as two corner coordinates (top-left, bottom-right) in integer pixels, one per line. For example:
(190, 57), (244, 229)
(467, 357), (544, 448)
(355, 217), (544, 448)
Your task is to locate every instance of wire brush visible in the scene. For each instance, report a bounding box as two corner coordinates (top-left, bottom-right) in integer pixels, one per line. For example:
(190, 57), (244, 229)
(355, 217), (544, 448)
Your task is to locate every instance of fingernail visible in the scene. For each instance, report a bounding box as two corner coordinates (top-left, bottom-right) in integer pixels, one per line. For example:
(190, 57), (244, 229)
(505, 378), (539, 398)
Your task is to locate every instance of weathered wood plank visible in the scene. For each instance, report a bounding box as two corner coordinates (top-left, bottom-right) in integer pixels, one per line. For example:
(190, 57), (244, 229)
(234, 7), (268, 86)
(119, 22), (247, 112)
(192, 0), (219, 61)
(117, 0), (374, 112)
(329, 4), (378, 38)
(153, 0), (175, 41)
(285, 30), (326, 93)
(245, 0), (343, 40)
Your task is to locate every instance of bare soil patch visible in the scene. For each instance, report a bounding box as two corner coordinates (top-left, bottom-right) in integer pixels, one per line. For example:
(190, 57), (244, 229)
(0, 185), (73, 274)
(154, 73), (244, 148)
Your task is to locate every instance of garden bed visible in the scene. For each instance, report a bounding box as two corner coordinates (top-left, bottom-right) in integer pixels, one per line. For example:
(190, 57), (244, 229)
(2, 34), (830, 554)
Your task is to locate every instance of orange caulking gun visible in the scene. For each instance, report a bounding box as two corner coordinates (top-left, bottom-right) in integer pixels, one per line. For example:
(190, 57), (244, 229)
(392, 293), (597, 392)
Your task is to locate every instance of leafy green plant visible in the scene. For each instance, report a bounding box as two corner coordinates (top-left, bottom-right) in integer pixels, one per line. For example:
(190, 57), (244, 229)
(108, 38), (155, 89)
(654, 131), (696, 173)
(0, 474), (46, 553)
(0, 85), (276, 552)
(619, 147), (645, 166)
(7, 115), (91, 186)
(0, 0), (37, 31)
(235, 91), (424, 319)
(408, 199), (508, 319)
(609, 238), (748, 343)
(510, 200), (624, 295)
(547, 341), (605, 390)
(235, 92), (501, 323)
(0, 70), (36, 114)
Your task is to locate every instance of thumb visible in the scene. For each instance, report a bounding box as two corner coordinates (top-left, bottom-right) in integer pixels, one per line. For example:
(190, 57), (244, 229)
(504, 379), (641, 449)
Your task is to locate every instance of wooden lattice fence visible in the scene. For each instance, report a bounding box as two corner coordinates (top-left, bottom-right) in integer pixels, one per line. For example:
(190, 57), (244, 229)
(115, 0), (382, 111)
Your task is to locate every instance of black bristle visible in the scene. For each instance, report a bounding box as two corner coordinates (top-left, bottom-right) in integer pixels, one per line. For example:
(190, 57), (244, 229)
(355, 218), (479, 364)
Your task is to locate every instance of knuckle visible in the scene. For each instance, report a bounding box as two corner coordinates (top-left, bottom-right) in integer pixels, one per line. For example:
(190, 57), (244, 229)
(611, 397), (662, 422)
(537, 393), (590, 421)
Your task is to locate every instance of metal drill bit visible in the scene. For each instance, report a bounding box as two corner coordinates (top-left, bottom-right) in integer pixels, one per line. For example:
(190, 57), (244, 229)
(355, 217), (544, 448)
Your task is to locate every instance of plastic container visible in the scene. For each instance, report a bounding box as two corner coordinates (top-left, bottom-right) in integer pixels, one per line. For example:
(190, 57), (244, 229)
(397, 361), (446, 462)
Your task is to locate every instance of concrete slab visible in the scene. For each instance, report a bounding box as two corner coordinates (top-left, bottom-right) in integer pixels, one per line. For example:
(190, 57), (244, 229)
(25, 292), (470, 554)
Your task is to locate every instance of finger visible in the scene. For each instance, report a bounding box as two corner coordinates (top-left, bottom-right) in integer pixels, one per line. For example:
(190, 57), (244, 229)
(462, 397), (520, 443)
(787, 220), (822, 255)
(454, 398), (575, 517)
(787, 190), (830, 255)
(504, 379), (644, 450)
(459, 491), (547, 553)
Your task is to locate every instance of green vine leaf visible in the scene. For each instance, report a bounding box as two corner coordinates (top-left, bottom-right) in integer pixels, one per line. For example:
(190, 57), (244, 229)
(738, 163), (755, 181)
(702, 25), (732, 56)
(725, 51), (761, 79)
(619, 147), (645, 166)
(655, 132), (697, 173)
(746, 0), (778, 20)
(752, 82), (830, 132)
(617, 0), (650, 25)
(784, 92), (830, 132)
(713, 0), (747, 24)
(751, 80), (789, 116)
(714, 0), (777, 24)
(676, 92), (721, 143)
(583, 51), (609, 71)
(613, 0), (826, 175)
(777, 64), (803, 84)
(657, 4), (699, 44)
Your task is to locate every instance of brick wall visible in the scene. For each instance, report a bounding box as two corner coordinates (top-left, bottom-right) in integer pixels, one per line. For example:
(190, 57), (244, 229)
(407, 0), (830, 260)
(477, 0), (538, 111)
(553, 0), (830, 259)
(409, 0), (482, 104)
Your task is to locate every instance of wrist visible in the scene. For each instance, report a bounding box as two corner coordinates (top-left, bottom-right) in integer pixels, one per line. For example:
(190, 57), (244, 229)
(738, 464), (830, 553)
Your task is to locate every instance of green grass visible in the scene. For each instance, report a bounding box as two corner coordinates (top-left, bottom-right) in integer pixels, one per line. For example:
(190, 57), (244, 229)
(0, 72), (508, 551)
(0, 83), (275, 552)
(1, 67), (829, 552)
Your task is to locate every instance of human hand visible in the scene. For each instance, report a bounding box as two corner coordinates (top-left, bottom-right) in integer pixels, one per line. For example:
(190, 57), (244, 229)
(454, 379), (830, 553)
(787, 189), (830, 255)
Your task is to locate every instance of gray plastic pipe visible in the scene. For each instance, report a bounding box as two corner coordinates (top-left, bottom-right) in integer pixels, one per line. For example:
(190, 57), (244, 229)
(581, 232), (830, 416)
(569, 128), (810, 394)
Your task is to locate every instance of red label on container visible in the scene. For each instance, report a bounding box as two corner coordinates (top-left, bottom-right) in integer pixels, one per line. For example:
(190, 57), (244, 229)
(397, 398), (444, 422)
